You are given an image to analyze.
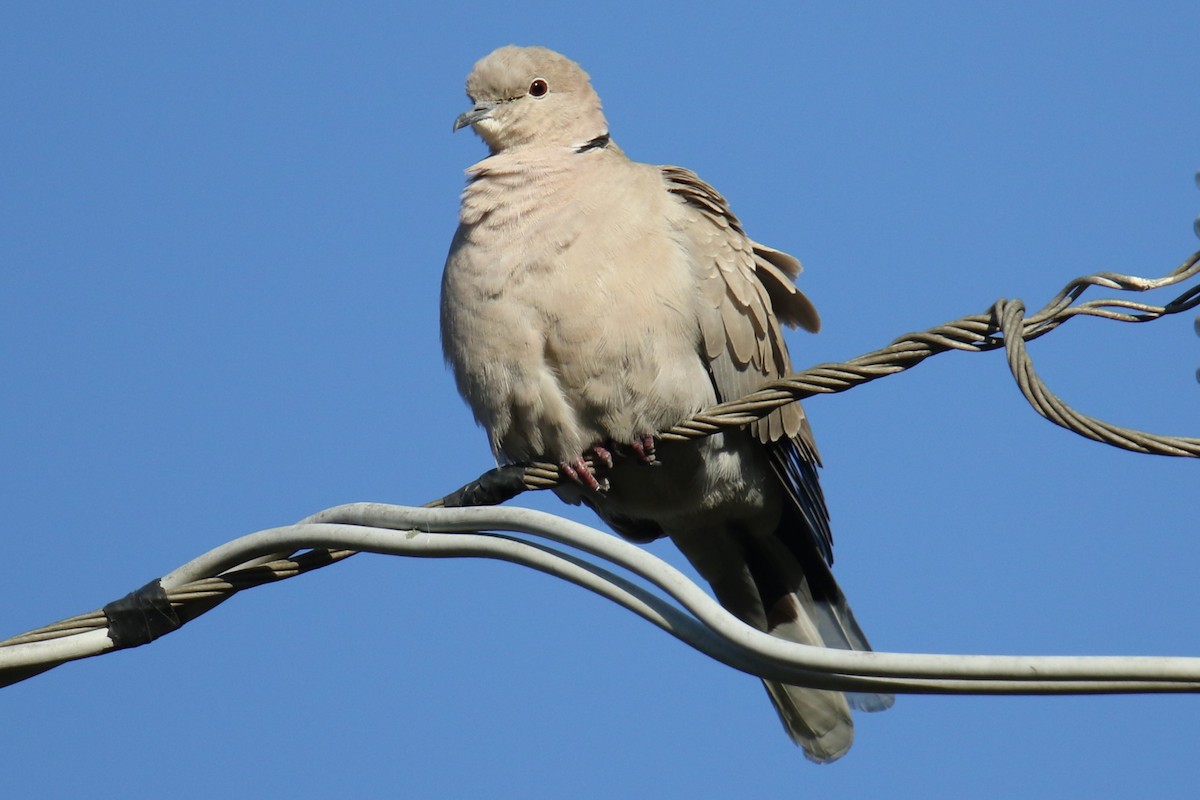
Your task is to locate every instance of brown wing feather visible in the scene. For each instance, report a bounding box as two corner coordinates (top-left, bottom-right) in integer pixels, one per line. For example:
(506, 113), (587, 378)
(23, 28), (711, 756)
(661, 164), (833, 560)
(660, 166), (817, 442)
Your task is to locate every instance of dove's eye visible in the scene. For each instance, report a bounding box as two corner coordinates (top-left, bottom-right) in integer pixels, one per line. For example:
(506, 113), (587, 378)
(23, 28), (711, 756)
(528, 79), (549, 98)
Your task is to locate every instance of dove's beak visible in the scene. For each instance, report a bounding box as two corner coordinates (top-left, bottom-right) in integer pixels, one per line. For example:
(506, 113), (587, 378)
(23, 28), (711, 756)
(453, 101), (499, 132)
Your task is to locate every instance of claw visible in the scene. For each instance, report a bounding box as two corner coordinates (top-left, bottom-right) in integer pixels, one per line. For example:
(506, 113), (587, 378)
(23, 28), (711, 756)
(631, 434), (657, 465)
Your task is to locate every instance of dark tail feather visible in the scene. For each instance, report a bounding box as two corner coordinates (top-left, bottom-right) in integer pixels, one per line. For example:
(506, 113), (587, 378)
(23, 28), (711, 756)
(744, 500), (895, 718)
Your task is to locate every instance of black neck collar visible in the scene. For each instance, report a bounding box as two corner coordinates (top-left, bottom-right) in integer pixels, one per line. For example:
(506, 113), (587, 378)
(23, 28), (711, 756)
(575, 132), (610, 153)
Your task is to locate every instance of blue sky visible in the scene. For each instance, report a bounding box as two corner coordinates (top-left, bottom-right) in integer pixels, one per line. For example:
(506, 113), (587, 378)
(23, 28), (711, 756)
(2, 3), (1198, 797)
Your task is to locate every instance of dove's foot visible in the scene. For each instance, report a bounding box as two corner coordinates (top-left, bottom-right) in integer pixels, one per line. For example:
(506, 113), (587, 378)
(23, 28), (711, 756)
(561, 446), (612, 492)
(589, 444), (615, 469)
(601, 435), (657, 465)
(630, 434), (657, 465)
(561, 438), (654, 491)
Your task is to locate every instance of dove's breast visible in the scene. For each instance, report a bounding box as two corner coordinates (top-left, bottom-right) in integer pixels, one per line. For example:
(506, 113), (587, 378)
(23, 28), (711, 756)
(441, 149), (714, 464)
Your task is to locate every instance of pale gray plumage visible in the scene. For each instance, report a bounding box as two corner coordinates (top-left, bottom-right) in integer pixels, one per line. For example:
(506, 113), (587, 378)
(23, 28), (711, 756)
(441, 45), (890, 763)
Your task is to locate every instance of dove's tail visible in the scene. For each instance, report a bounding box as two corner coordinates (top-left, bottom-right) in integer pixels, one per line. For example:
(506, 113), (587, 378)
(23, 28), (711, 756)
(672, 498), (891, 763)
(751, 499), (893, 762)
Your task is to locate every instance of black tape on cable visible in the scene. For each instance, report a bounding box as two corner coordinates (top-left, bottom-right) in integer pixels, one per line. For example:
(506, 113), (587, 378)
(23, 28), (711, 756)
(440, 464), (530, 508)
(102, 579), (181, 649)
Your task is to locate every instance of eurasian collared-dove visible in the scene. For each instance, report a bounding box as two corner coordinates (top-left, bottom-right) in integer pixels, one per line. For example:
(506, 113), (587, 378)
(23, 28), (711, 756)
(441, 45), (891, 763)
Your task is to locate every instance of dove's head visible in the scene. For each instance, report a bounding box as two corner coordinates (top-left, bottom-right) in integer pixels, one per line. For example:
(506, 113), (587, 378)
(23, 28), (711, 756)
(454, 46), (608, 153)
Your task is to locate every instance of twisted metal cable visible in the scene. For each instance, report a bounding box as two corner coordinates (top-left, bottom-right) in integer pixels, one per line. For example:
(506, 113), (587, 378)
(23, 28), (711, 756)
(483, 249), (1200, 496)
(2, 250), (1197, 693)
